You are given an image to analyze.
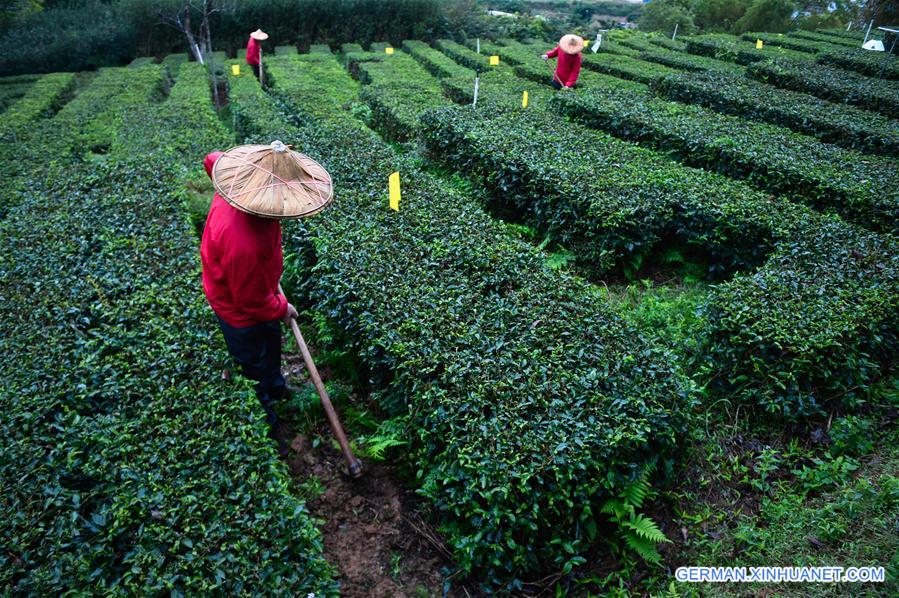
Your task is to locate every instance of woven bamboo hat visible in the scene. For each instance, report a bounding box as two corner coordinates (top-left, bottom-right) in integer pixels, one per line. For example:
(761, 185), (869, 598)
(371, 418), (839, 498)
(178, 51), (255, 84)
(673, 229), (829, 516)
(250, 29), (269, 41)
(211, 141), (333, 220)
(559, 34), (584, 55)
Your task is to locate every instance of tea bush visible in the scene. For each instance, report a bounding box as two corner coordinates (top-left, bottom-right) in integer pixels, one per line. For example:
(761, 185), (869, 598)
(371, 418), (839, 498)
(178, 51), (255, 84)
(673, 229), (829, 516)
(817, 49), (899, 80)
(652, 71), (899, 157)
(420, 105), (899, 418)
(554, 86), (899, 233)
(747, 58), (899, 119)
(686, 34), (813, 64)
(0, 63), (336, 595)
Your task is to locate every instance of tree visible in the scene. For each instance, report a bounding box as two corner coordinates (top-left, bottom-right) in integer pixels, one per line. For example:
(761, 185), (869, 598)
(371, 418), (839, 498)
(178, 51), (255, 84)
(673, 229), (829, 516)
(733, 0), (796, 34)
(638, 0), (697, 36)
(160, 1), (225, 109)
(693, 0), (752, 32)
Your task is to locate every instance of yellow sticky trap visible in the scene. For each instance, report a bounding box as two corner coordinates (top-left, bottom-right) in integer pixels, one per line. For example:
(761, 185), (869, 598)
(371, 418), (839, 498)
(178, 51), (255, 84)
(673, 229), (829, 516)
(389, 172), (401, 211)
(489, 55), (499, 66)
(231, 64), (241, 76)
(756, 39), (763, 49)
(522, 90), (529, 109)
(385, 47), (394, 55)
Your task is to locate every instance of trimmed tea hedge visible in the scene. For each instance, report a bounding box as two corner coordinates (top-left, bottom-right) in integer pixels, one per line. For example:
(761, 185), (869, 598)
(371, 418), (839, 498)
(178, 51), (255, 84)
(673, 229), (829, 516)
(356, 50), (450, 140)
(435, 39), (496, 71)
(420, 105), (899, 419)
(553, 87), (899, 234)
(0, 72), (75, 139)
(652, 71), (899, 157)
(740, 32), (850, 54)
(638, 48), (743, 74)
(686, 34), (813, 65)
(580, 51), (678, 84)
(791, 30), (860, 48)
(747, 58), (899, 119)
(403, 40), (473, 79)
(308, 44), (332, 55)
(0, 62), (336, 595)
(817, 49), (899, 80)
(266, 54), (361, 123)
(235, 55), (690, 588)
(275, 44), (299, 56)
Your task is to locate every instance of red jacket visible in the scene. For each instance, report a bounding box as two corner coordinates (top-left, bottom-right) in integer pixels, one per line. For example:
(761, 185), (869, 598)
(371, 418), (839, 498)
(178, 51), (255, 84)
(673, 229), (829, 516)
(546, 45), (582, 87)
(246, 37), (261, 66)
(200, 152), (287, 328)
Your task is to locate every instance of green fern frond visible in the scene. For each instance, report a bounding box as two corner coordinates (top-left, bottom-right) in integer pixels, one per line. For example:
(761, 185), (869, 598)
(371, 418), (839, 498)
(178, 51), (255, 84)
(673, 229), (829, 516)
(359, 434), (406, 460)
(622, 513), (670, 544)
(621, 476), (650, 508)
(623, 531), (663, 564)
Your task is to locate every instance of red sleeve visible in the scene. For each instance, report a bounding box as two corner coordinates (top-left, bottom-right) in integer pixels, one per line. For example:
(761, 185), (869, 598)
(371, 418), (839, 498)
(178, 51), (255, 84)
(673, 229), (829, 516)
(565, 55), (581, 87)
(546, 46), (559, 58)
(226, 248), (287, 322)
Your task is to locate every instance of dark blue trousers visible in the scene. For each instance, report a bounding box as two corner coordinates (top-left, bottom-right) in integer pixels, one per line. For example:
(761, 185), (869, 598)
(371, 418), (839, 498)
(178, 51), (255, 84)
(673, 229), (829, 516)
(218, 317), (285, 426)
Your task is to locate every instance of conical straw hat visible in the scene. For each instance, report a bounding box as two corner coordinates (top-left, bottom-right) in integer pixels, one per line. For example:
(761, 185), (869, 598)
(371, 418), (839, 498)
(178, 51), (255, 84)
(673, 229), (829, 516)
(250, 29), (269, 41)
(559, 34), (584, 54)
(212, 141), (333, 220)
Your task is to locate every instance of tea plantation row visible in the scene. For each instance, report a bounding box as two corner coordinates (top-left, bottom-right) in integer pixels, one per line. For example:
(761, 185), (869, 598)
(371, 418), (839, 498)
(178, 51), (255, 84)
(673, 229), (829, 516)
(0, 64), (336, 594)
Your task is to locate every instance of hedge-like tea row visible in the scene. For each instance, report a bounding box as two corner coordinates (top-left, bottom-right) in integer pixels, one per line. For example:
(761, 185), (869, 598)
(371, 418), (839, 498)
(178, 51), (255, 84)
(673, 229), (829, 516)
(0, 72), (74, 139)
(435, 39), (497, 71)
(233, 55), (690, 588)
(421, 106), (782, 278)
(309, 44), (332, 55)
(419, 105), (899, 419)
(275, 44), (299, 56)
(652, 71), (899, 157)
(639, 48), (743, 74)
(580, 51), (678, 84)
(817, 49), (899, 80)
(553, 87), (898, 234)
(0, 63), (337, 595)
(356, 50), (450, 140)
(266, 54), (361, 123)
(747, 58), (899, 119)
(403, 40), (473, 79)
(741, 32), (851, 54)
(790, 30), (859, 48)
(686, 34), (813, 65)
(648, 35), (687, 52)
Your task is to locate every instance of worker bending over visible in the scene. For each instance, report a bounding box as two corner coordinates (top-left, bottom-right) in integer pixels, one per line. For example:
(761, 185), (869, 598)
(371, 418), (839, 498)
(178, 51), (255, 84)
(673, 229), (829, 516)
(246, 28), (268, 80)
(543, 34), (584, 90)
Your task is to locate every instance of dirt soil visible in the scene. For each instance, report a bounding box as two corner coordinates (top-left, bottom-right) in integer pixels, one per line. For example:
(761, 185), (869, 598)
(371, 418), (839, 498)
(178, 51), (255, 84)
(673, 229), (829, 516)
(279, 351), (477, 597)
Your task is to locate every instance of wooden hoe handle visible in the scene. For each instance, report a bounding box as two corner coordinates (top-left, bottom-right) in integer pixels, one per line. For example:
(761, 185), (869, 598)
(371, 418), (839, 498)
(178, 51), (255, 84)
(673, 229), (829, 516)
(280, 285), (364, 478)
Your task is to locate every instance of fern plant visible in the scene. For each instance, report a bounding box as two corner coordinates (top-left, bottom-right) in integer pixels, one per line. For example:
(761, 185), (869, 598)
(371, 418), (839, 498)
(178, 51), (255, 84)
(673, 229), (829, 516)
(600, 466), (671, 564)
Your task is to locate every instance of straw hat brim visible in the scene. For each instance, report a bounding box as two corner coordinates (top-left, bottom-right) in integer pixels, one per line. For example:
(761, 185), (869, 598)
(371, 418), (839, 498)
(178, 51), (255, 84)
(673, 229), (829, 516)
(559, 34), (584, 54)
(212, 143), (333, 220)
(250, 29), (269, 41)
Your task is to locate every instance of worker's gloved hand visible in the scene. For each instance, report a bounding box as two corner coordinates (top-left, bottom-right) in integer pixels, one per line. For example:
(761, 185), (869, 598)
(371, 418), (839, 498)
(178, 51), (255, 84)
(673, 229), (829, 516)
(542, 54), (549, 61)
(282, 303), (298, 325)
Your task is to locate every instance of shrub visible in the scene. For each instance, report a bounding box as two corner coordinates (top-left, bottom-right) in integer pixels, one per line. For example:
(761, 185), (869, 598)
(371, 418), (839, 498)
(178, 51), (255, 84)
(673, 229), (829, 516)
(581, 51), (679, 84)
(747, 58), (899, 119)
(553, 86), (899, 234)
(419, 105), (899, 419)
(686, 33), (813, 64)
(0, 72), (75, 140)
(356, 51), (449, 141)
(817, 49), (899, 80)
(0, 62), (336, 595)
(403, 40), (474, 79)
(651, 71), (899, 157)
(228, 55), (691, 588)
(741, 31), (858, 54)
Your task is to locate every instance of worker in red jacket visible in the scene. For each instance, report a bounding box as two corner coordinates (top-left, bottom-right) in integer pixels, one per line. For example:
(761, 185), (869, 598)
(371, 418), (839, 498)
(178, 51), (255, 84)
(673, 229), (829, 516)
(246, 28), (268, 80)
(543, 34), (584, 90)
(201, 149), (296, 434)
